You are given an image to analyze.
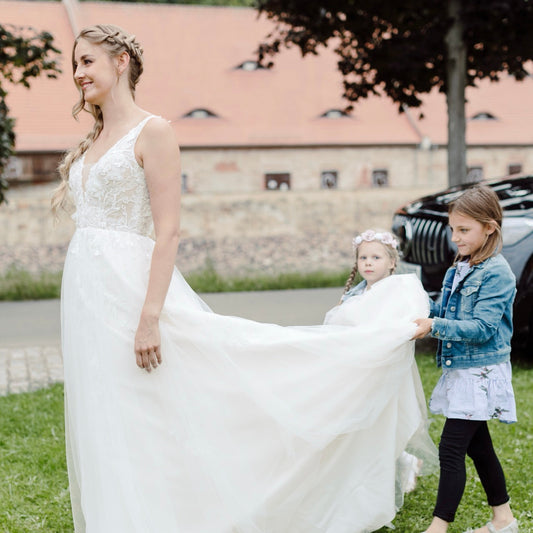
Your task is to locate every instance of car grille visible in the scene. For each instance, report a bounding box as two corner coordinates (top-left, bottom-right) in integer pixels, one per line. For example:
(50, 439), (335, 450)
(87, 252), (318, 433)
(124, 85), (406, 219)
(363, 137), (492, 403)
(394, 215), (451, 266)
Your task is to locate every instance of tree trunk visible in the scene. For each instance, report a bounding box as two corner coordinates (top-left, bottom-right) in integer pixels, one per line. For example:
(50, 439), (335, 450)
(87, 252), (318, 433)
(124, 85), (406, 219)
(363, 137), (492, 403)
(445, 0), (467, 187)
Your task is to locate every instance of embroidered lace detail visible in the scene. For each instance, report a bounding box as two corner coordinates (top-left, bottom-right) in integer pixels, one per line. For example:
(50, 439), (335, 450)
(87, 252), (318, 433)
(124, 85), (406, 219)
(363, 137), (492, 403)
(69, 116), (155, 237)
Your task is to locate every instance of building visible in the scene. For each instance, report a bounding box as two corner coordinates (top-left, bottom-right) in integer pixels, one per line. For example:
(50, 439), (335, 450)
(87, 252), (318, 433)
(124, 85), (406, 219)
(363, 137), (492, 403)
(2, 0), (532, 193)
(1, 0), (532, 277)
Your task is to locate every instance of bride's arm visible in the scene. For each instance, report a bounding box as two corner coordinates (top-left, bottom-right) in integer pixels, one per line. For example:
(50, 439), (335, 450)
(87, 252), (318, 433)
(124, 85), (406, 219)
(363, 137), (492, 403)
(134, 117), (181, 371)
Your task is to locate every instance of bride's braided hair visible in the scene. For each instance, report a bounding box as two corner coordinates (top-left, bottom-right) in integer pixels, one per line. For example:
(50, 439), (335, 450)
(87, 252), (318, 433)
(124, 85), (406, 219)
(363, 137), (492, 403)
(52, 25), (144, 215)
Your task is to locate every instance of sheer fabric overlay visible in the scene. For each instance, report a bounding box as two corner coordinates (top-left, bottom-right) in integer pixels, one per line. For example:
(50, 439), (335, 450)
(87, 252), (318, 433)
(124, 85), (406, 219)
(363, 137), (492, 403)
(62, 116), (437, 533)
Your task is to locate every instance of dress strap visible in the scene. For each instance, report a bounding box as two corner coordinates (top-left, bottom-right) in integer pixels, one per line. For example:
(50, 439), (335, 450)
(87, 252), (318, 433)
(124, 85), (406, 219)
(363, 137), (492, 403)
(130, 115), (159, 142)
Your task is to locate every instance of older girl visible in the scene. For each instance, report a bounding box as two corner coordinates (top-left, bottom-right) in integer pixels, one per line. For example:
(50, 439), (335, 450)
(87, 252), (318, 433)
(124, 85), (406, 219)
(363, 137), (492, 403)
(413, 186), (518, 533)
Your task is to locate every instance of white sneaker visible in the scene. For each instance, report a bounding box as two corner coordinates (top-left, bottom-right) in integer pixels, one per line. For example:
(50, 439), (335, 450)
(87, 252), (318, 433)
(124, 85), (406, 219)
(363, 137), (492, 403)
(464, 519), (518, 533)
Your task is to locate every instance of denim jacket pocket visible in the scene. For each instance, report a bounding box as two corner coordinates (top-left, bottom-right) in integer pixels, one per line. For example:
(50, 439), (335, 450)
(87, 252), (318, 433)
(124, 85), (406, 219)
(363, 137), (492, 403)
(460, 282), (481, 297)
(458, 281), (481, 315)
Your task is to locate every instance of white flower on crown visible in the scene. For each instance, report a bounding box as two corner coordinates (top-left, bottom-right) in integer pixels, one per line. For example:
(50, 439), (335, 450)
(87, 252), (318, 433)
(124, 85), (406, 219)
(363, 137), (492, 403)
(352, 230), (399, 252)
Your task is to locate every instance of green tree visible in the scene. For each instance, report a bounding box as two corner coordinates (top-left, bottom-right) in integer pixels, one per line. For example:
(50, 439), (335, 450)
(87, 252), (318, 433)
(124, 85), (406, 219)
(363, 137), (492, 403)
(0, 24), (61, 205)
(256, 0), (533, 187)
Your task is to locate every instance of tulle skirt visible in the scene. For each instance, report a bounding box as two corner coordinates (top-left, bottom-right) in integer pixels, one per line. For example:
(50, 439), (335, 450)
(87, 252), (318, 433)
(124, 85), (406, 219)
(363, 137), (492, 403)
(62, 227), (436, 533)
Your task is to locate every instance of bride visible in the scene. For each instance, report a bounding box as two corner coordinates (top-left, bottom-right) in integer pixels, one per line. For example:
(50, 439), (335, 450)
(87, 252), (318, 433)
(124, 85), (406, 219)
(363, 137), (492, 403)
(52, 24), (436, 533)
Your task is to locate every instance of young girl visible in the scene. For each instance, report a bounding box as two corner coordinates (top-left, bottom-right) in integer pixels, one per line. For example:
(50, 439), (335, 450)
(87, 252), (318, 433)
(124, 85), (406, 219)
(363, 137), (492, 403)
(325, 230), (433, 498)
(324, 229), (402, 325)
(344, 228), (400, 297)
(413, 186), (518, 533)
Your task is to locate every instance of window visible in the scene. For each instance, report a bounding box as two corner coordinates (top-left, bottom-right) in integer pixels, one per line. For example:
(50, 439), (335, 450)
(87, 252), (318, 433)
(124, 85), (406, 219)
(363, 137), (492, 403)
(470, 112), (497, 121)
(235, 60), (266, 71)
(320, 109), (349, 119)
(320, 171), (338, 189)
(4, 156), (22, 180)
(508, 163), (522, 175)
(265, 173), (291, 191)
(182, 108), (218, 119)
(181, 173), (189, 193)
(467, 166), (484, 182)
(372, 169), (389, 188)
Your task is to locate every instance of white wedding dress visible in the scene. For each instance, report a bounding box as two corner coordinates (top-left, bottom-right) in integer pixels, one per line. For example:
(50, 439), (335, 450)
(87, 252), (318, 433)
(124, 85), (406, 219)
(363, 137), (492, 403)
(62, 116), (436, 533)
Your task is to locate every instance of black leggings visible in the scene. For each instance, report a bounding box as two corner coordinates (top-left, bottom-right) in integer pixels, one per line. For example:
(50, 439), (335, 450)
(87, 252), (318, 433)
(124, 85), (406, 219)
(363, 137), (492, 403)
(433, 418), (509, 523)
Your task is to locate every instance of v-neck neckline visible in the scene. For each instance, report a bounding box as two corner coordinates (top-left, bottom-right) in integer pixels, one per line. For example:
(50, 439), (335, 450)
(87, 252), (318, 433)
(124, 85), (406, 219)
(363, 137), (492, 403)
(80, 115), (151, 193)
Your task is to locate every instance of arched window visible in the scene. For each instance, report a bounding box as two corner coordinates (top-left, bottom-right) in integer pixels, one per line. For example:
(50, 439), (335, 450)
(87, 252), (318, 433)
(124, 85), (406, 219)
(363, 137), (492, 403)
(182, 108), (218, 119)
(235, 60), (266, 71)
(320, 108), (349, 118)
(470, 112), (497, 121)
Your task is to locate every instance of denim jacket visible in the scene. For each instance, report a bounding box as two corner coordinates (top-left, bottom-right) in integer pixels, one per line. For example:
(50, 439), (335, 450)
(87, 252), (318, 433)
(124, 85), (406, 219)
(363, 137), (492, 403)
(341, 280), (367, 302)
(429, 254), (516, 369)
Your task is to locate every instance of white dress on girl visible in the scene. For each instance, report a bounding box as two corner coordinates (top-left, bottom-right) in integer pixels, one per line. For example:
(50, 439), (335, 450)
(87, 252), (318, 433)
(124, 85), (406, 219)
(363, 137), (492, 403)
(429, 261), (517, 423)
(62, 115), (437, 533)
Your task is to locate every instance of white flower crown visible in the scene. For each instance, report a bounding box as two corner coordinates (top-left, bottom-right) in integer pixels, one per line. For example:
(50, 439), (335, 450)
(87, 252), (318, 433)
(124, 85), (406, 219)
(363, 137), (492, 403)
(352, 230), (399, 252)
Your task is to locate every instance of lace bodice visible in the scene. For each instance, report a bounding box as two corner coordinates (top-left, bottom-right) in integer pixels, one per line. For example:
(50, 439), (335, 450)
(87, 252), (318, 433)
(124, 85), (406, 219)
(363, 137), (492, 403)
(69, 116), (155, 237)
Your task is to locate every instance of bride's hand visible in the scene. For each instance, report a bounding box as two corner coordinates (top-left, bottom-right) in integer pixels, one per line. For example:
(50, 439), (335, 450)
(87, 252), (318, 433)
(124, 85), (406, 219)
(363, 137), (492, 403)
(134, 314), (162, 372)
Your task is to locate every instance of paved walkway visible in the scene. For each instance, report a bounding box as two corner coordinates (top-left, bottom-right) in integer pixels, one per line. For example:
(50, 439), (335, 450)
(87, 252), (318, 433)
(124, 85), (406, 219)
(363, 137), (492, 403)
(0, 345), (63, 395)
(0, 288), (343, 396)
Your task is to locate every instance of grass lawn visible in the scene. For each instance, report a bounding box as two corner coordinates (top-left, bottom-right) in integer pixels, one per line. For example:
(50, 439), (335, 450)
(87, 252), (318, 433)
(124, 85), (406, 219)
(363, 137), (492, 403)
(0, 265), (354, 301)
(0, 354), (531, 532)
(375, 354), (533, 533)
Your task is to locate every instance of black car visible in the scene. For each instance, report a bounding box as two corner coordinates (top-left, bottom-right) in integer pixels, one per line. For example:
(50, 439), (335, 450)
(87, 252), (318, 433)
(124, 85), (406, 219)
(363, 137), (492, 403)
(392, 175), (533, 355)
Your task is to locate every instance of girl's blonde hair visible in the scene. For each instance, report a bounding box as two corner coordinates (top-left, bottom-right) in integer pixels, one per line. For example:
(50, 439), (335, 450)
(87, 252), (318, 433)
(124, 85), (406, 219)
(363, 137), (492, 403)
(449, 184), (503, 265)
(342, 230), (400, 294)
(51, 24), (144, 214)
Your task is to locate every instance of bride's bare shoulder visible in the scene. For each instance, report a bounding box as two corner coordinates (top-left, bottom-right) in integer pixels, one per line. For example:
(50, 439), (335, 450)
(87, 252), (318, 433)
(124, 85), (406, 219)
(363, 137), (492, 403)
(141, 116), (175, 139)
(136, 115), (179, 161)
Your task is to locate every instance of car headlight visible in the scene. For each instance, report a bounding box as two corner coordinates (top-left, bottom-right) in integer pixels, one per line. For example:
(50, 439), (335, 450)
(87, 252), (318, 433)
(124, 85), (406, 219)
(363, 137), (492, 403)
(501, 217), (533, 246)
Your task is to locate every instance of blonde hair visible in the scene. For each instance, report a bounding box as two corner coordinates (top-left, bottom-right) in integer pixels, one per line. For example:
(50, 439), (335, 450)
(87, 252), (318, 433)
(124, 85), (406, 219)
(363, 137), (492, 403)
(449, 184), (503, 265)
(342, 230), (400, 294)
(51, 24), (144, 214)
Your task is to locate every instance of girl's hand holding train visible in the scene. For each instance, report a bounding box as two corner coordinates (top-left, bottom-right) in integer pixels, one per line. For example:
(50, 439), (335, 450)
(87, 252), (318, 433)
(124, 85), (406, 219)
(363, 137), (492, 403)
(412, 318), (434, 340)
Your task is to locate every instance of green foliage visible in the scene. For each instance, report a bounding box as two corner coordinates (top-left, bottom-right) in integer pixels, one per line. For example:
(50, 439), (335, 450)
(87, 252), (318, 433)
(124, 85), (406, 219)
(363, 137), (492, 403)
(0, 263), (352, 300)
(0, 267), (62, 301)
(256, 1), (533, 110)
(0, 24), (61, 205)
(1, 358), (532, 531)
(186, 259), (352, 292)
(256, 1), (533, 187)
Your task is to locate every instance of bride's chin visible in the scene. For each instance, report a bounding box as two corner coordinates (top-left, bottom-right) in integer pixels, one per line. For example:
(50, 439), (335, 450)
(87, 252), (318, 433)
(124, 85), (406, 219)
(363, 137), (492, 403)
(83, 92), (103, 107)
(84, 96), (99, 106)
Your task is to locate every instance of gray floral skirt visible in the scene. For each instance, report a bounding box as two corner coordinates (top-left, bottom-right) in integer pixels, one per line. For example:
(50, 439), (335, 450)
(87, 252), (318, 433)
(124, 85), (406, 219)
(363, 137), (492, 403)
(429, 361), (517, 423)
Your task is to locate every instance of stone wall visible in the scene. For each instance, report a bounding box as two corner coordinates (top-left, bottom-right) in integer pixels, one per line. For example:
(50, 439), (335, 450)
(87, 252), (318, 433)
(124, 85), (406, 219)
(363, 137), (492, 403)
(0, 183), (439, 276)
(180, 144), (532, 193)
(7, 145), (532, 195)
(181, 145), (445, 192)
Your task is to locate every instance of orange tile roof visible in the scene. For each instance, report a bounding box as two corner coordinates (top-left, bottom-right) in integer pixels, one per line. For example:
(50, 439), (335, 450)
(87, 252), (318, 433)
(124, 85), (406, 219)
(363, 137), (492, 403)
(2, 0), (532, 152)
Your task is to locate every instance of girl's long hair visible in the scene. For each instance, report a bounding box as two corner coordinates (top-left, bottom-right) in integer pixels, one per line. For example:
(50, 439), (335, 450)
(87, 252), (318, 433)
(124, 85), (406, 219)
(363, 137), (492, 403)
(449, 185), (503, 265)
(51, 24), (144, 215)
